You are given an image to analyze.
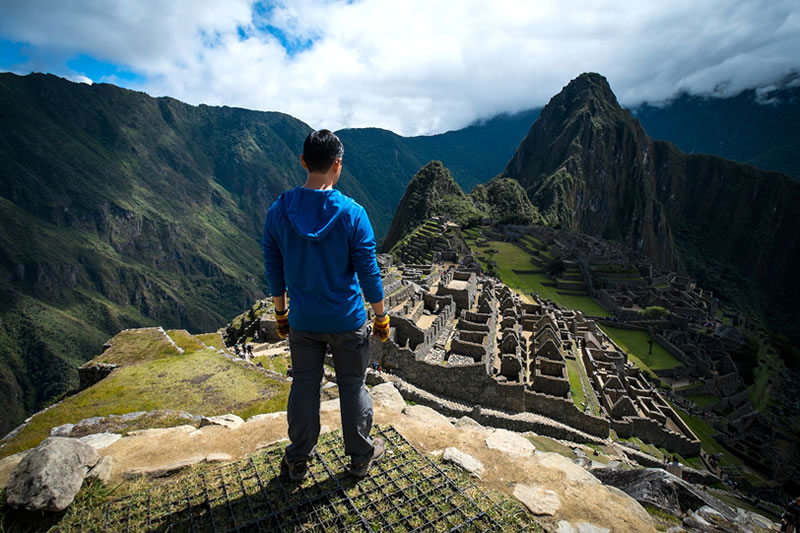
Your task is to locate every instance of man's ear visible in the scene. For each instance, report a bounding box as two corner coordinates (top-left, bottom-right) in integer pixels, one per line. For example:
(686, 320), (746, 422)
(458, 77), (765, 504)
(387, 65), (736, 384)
(300, 154), (308, 169)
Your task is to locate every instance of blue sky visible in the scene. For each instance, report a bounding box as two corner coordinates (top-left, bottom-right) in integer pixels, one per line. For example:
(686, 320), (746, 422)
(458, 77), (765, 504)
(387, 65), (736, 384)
(1, 0), (798, 135)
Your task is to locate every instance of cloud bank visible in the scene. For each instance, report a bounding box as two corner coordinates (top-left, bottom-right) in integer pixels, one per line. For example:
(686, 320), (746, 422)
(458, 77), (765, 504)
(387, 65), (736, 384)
(1, 0), (798, 135)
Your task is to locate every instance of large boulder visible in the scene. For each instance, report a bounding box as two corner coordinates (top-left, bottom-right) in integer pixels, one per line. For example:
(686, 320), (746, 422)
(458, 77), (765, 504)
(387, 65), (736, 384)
(5, 437), (100, 511)
(370, 383), (406, 411)
(592, 467), (736, 521)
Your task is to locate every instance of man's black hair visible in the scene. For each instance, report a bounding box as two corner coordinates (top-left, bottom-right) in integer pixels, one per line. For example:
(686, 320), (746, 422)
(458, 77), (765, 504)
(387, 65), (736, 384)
(303, 129), (344, 173)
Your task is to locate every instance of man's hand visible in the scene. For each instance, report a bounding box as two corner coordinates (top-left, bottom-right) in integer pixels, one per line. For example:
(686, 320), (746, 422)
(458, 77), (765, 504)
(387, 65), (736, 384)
(372, 314), (390, 342)
(275, 308), (289, 339)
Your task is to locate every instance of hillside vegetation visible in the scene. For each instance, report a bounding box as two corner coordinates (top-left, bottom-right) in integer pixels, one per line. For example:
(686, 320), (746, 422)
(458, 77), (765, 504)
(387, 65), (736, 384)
(0, 328), (290, 459)
(0, 73), (534, 435)
(635, 77), (800, 181)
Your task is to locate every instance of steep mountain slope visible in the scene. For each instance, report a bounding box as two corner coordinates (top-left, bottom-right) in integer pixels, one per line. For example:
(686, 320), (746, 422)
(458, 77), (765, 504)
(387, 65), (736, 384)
(503, 73), (800, 335)
(470, 177), (542, 226)
(634, 78), (800, 181)
(382, 161), (481, 251)
(336, 108), (540, 241)
(504, 73), (677, 268)
(0, 73), (314, 435)
(0, 73), (537, 435)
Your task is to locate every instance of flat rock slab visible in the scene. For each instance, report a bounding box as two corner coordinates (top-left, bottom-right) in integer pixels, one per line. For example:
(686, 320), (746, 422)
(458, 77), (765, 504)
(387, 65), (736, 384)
(593, 467), (735, 521)
(50, 423), (75, 437)
(6, 437), (100, 512)
(442, 447), (483, 476)
(534, 453), (600, 484)
(557, 521), (610, 533)
(454, 416), (484, 429)
(199, 414), (244, 430)
(369, 383), (406, 411)
(127, 425), (197, 438)
(402, 405), (452, 427)
(205, 453), (232, 463)
(246, 412), (286, 423)
(320, 399), (340, 412)
(485, 429), (535, 458)
(123, 456), (206, 479)
(79, 432), (122, 450)
(513, 484), (561, 516)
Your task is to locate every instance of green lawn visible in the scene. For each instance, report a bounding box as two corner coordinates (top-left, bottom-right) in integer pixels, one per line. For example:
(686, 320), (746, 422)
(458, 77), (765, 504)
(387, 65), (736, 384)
(599, 326), (684, 370)
(565, 359), (585, 408)
(0, 329), (290, 459)
(750, 343), (778, 411)
(470, 240), (610, 316)
(687, 394), (722, 407)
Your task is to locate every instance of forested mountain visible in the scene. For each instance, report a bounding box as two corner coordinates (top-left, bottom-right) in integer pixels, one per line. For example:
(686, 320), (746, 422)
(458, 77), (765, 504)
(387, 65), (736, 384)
(634, 76), (800, 181)
(503, 73), (800, 336)
(0, 73), (534, 435)
(2, 69), (798, 438)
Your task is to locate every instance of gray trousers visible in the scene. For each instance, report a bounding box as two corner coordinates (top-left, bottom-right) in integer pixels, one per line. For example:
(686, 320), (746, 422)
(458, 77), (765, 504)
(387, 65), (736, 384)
(284, 323), (374, 464)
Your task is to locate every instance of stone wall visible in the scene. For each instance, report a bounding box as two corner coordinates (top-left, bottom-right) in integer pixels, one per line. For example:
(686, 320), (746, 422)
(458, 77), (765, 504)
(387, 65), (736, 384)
(612, 416), (701, 456)
(376, 341), (526, 412)
(392, 316), (425, 350)
(78, 363), (119, 390)
(523, 390), (609, 437)
(450, 337), (486, 362)
(652, 333), (689, 365)
(532, 367), (570, 397)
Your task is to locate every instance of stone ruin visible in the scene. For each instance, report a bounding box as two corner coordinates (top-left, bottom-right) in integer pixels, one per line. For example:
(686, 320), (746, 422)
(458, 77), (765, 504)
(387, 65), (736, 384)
(369, 220), (701, 455)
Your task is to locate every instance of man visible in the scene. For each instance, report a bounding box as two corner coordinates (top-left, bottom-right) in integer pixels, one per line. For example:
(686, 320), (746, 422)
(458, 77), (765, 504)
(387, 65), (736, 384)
(262, 129), (390, 481)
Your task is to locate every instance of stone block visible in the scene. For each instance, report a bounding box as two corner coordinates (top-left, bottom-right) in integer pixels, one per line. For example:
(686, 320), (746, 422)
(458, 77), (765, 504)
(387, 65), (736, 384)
(513, 484), (561, 516)
(442, 447), (483, 476)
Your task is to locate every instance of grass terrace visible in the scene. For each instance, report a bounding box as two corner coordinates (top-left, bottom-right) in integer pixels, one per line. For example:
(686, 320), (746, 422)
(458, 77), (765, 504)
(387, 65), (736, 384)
(0, 329), (290, 460)
(599, 326), (684, 371)
(463, 235), (610, 316)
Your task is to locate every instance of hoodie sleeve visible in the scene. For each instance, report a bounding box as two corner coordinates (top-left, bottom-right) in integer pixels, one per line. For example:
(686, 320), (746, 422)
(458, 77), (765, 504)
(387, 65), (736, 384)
(262, 207), (286, 297)
(350, 206), (384, 304)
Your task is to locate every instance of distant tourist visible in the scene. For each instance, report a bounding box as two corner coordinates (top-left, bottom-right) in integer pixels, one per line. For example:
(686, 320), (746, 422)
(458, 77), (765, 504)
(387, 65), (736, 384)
(782, 497), (800, 533)
(234, 344), (241, 356)
(262, 129), (388, 481)
(246, 344), (253, 356)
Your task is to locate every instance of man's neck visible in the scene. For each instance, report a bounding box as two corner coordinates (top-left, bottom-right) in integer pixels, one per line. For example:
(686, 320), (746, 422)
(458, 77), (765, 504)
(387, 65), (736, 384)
(303, 173), (336, 190)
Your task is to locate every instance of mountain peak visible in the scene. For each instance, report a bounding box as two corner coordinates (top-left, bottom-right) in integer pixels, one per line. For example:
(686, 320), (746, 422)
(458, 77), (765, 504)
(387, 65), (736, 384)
(502, 71), (675, 268)
(382, 161), (467, 251)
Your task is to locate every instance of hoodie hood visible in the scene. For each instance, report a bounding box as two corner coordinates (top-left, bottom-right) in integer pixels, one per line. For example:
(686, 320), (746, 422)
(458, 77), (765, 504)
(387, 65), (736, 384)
(278, 187), (353, 242)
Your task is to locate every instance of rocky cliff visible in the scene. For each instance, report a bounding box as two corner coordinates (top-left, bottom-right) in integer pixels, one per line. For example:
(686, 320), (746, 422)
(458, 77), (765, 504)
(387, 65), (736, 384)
(504, 73), (677, 269)
(503, 73), (800, 334)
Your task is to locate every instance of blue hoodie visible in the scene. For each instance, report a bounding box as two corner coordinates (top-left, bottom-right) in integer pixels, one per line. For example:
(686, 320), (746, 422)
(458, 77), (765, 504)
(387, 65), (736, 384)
(261, 187), (384, 332)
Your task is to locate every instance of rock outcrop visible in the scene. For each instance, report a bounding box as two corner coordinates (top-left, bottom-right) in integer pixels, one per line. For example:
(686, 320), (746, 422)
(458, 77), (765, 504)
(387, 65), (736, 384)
(5, 437), (100, 511)
(592, 467), (735, 520)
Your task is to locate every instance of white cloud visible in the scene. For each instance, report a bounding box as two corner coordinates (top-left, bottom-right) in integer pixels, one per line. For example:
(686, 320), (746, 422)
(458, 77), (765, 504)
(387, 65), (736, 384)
(1, 0), (799, 135)
(69, 74), (93, 84)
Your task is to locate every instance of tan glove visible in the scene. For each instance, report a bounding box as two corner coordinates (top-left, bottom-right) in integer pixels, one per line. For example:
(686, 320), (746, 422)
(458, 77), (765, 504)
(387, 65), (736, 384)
(275, 308), (289, 339)
(372, 313), (390, 342)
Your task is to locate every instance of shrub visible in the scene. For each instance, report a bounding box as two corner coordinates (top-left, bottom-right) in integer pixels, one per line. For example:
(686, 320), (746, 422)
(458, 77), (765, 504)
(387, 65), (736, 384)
(639, 306), (670, 319)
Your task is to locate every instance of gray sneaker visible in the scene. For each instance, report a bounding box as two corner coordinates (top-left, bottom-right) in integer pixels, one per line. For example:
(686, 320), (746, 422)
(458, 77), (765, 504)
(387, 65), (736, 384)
(349, 438), (385, 478)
